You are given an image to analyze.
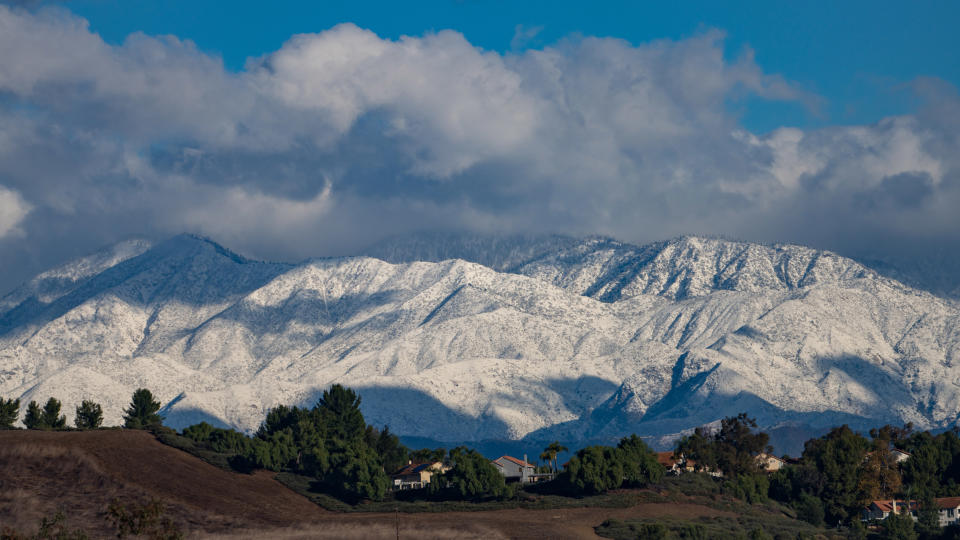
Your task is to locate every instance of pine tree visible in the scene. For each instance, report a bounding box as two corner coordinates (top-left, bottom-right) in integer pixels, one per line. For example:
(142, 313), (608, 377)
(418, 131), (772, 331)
(123, 388), (163, 429)
(317, 384), (365, 441)
(0, 397), (19, 429)
(74, 400), (104, 429)
(23, 400), (44, 429)
(41, 398), (67, 429)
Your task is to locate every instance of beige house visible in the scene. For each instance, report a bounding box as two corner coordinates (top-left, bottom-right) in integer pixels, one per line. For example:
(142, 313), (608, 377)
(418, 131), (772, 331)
(390, 461), (448, 490)
(755, 453), (786, 473)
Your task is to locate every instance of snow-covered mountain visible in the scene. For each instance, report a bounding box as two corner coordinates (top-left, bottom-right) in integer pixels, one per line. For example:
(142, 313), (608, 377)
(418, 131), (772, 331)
(2, 233), (959, 454)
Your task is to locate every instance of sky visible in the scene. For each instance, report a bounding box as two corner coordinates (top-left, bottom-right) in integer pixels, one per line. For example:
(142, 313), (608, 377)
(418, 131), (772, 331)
(0, 0), (959, 294)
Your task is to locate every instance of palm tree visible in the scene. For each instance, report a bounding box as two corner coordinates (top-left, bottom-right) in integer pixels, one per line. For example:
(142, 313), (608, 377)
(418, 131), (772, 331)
(542, 441), (568, 477)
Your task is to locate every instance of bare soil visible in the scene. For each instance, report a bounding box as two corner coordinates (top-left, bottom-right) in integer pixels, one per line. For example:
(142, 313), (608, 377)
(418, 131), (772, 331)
(0, 430), (730, 539)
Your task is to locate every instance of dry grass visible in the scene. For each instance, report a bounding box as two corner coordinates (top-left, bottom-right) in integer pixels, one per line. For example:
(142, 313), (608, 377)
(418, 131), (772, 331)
(0, 430), (772, 539)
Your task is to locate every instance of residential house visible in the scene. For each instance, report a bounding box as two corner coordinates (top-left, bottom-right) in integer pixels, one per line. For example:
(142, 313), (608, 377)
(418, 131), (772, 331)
(755, 453), (786, 473)
(936, 497), (960, 527)
(862, 498), (960, 526)
(863, 500), (918, 521)
(391, 461), (447, 490)
(492, 455), (536, 483)
(656, 452), (683, 475)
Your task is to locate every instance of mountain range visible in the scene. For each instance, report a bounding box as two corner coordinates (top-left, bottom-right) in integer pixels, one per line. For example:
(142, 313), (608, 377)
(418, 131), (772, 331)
(2, 233), (958, 455)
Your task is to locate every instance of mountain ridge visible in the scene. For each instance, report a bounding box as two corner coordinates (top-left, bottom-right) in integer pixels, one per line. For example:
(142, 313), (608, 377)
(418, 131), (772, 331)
(2, 233), (958, 455)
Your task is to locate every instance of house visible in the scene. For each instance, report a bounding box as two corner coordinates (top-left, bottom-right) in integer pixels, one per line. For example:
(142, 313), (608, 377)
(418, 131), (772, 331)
(936, 497), (960, 527)
(863, 500), (918, 521)
(862, 498), (960, 526)
(656, 452), (683, 475)
(491, 455), (536, 483)
(390, 461), (447, 490)
(755, 453), (786, 473)
(891, 449), (912, 464)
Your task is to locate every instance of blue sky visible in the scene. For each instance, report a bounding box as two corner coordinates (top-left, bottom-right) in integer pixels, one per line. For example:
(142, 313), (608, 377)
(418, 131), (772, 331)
(65, 0), (960, 132)
(0, 0), (959, 293)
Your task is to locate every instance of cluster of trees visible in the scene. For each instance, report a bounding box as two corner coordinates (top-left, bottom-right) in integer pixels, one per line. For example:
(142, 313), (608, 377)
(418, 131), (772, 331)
(673, 414), (960, 538)
(0, 388), (163, 431)
(562, 435), (665, 494)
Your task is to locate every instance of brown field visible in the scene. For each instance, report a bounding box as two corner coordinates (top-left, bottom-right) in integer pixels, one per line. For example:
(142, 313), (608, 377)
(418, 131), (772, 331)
(0, 430), (731, 539)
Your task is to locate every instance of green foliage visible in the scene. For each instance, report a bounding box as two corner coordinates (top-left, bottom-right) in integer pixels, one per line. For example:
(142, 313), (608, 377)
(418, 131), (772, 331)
(410, 448), (446, 463)
(541, 440), (568, 475)
(565, 435), (665, 495)
(795, 425), (869, 525)
(73, 400), (103, 429)
(324, 440), (390, 501)
(182, 421), (215, 442)
(566, 445), (625, 494)
(22, 398), (66, 429)
(723, 473), (769, 504)
(374, 426), (409, 474)
(676, 413), (770, 478)
(617, 435), (665, 486)
(41, 398), (67, 429)
(317, 384), (365, 441)
(794, 492), (825, 527)
(123, 388), (163, 429)
(23, 400), (42, 429)
(444, 446), (508, 499)
(880, 508), (918, 540)
(0, 397), (19, 429)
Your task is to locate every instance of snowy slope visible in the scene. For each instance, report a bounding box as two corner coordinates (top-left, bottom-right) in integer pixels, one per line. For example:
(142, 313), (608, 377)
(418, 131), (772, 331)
(2, 233), (959, 454)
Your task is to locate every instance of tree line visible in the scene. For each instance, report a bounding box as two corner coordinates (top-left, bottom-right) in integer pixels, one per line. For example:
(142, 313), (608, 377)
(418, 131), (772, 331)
(0, 389), (160, 431)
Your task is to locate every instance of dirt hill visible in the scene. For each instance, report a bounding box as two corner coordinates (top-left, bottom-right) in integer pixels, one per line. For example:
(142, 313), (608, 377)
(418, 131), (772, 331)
(0, 430), (737, 539)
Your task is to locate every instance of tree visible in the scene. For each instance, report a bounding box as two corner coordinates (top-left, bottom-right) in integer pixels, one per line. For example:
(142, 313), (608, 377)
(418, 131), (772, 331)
(880, 507), (919, 540)
(23, 400), (43, 429)
(74, 400), (103, 429)
(800, 425), (870, 524)
(0, 397), (19, 429)
(565, 445), (625, 494)
(317, 384), (365, 441)
(541, 441), (568, 476)
(444, 446), (508, 499)
(41, 397), (67, 429)
(123, 388), (163, 429)
(617, 435), (665, 486)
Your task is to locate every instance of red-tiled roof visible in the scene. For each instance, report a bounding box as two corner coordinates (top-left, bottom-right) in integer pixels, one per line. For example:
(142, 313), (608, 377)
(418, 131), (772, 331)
(493, 455), (534, 468)
(656, 452), (679, 467)
(938, 497), (960, 510)
(869, 500), (918, 513)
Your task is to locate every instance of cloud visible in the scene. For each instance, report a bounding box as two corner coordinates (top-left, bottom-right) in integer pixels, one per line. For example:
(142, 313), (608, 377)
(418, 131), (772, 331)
(0, 185), (31, 238)
(0, 6), (958, 293)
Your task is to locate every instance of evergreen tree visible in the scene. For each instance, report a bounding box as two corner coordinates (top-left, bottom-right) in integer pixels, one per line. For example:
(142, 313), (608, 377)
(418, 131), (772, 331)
(23, 400), (44, 429)
(74, 400), (103, 429)
(374, 426), (409, 473)
(0, 397), (19, 429)
(41, 397), (67, 429)
(317, 384), (365, 441)
(123, 388), (163, 429)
